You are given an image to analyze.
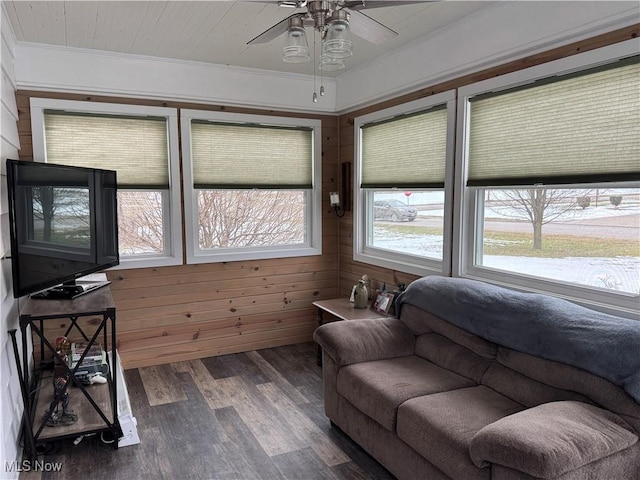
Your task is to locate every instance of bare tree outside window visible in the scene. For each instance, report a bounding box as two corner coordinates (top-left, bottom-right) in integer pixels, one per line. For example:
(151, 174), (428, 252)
(197, 190), (305, 249)
(476, 187), (640, 294)
(486, 188), (593, 249)
(117, 191), (165, 255)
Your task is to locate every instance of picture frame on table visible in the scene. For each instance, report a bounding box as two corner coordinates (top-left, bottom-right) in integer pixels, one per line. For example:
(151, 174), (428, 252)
(370, 290), (394, 315)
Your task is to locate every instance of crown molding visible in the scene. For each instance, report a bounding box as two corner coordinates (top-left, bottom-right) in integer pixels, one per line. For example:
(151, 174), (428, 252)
(335, 1), (640, 113)
(14, 42), (338, 115)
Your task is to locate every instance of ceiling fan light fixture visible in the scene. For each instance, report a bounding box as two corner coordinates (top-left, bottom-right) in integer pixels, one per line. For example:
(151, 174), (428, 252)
(282, 17), (311, 63)
(319, 54), (345, 71)
(323, 11), (352, 59)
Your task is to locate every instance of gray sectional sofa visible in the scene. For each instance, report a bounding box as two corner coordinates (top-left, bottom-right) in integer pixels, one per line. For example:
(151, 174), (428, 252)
(313, 277), (640, 480)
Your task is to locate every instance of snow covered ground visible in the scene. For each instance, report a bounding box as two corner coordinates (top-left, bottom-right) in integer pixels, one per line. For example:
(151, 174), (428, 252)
(372, 229), (444, 260)
(482, 255), (639, 294)
(373, 227), (639, 293)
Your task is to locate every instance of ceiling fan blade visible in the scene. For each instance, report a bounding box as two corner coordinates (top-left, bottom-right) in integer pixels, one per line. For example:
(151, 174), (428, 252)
(247, 14), (298, 45)
(243, 0), (306, 6)
(342, 1), (433, 10)
(278, 0), (307, 7)
(345, 9), (397, 45)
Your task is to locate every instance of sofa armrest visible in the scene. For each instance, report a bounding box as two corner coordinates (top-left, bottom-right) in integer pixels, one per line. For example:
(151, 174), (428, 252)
(313, 317), (414, 366)
(469, 401), (638, 479)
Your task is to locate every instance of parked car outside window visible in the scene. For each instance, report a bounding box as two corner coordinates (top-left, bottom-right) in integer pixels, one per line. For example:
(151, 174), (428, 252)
(373, 199), (417, 222)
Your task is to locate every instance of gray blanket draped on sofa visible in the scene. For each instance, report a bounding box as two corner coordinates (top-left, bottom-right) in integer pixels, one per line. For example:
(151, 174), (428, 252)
(396, 277), (640, 403)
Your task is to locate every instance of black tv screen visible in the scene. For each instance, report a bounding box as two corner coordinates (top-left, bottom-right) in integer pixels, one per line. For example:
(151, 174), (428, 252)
(6, 159), (119, 299)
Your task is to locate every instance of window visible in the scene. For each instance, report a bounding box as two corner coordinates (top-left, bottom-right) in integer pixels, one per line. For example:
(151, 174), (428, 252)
(354, 91), (456, 276)
(181, 110), (322, 264)
(456, 42), (639, 313)
(30, 99), (182, 269)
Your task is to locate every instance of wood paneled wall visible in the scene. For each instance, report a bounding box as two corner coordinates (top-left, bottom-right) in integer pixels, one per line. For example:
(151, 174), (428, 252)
(15, 91), (341, 368)
(335, 24), (640, 298)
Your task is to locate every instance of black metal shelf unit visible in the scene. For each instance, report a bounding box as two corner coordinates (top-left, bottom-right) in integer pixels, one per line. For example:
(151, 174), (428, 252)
(9, 285), (121, 459)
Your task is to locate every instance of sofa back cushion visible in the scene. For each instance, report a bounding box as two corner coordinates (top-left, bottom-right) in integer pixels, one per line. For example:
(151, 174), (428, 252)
(400, 304), (497, 358)
(415, 334), (492, 384)
(494, 346), (640, 431)
(481, 361), (593, 407)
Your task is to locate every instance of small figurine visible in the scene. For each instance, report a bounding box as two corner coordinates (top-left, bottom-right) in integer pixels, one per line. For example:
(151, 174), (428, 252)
(44, 374), (78, 427)
(44, 338), (78, 427)
(55, 336), (71, 356)
(354, 278), (369, 309)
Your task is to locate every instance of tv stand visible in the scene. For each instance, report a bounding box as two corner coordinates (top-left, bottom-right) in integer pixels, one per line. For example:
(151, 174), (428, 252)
(31, 280), (111, 300)
(9, 284), (122, 459)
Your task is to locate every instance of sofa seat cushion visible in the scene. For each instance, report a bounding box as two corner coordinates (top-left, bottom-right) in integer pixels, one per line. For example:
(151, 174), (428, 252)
(397, 386), (525, 480)
(337, 356), (475, 431)
(469, 401), (639, 479)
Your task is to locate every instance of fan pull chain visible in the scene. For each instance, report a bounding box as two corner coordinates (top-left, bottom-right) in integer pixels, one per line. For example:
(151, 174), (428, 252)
(313, 30), (318, 102)
(319, 29), (325, 97)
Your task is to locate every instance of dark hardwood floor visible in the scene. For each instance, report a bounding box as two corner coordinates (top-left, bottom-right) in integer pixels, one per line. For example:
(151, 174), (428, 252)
(19, 343), (394, 480)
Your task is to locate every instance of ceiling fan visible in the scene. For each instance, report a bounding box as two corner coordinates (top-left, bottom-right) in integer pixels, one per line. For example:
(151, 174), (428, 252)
(248, 1), (430, 100)
(247, 1), (431, 48)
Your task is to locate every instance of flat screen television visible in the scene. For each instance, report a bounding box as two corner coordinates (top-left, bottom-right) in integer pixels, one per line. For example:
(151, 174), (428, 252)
(6, 159), (119, 299)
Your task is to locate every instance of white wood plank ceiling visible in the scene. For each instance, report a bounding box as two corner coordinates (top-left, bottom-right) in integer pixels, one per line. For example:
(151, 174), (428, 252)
(3, 1), (495, 76)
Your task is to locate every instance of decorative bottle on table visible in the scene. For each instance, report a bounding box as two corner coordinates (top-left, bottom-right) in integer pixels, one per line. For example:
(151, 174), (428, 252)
(354, 279), (368, 309)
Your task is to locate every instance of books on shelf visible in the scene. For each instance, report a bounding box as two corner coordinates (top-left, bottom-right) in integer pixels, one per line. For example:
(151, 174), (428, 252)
(71, 342), (102, 362)
(69, 342), (109, 376)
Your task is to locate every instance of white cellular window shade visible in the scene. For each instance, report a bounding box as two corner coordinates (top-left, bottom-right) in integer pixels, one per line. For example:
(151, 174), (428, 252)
(191, 121), (313, 189)
(467, 57), (640, 186)
(43, 111), (170, 188)
(361, 105), (448, 188)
